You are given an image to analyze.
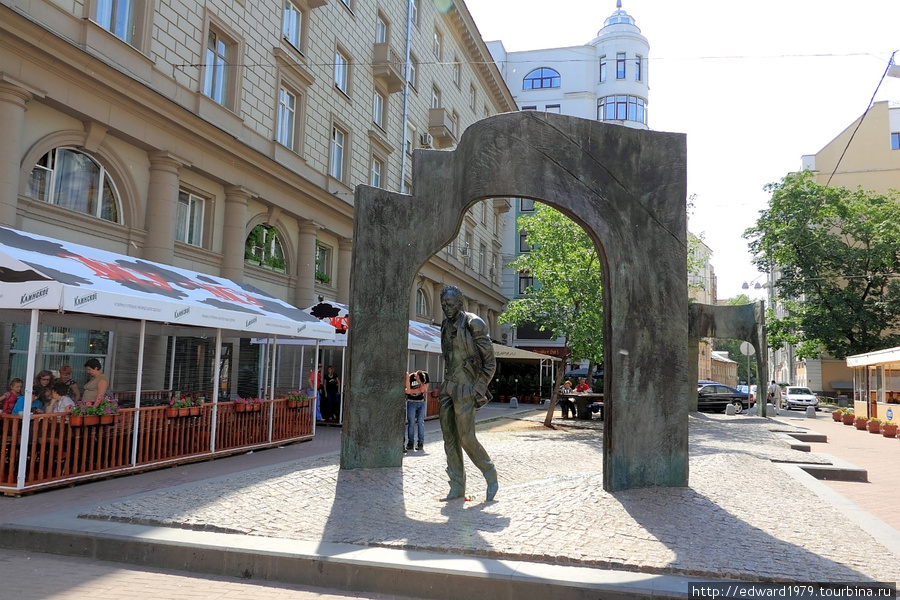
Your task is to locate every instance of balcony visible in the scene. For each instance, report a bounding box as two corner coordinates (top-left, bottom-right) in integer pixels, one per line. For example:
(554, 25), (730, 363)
(373, 43), (404, 93)
(428, 107), (457, 148)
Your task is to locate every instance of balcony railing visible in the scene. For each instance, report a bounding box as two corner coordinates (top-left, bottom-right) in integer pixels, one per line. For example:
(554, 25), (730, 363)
(373, 42), (404, 93)
(428, 107), (457, 148)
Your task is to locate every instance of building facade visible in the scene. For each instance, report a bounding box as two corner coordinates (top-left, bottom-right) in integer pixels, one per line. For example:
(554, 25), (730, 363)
(0, 0), (515, 393)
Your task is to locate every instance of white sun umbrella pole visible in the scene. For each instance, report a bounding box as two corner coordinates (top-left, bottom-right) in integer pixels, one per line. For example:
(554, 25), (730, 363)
(210, 328), (222, 453)
(267, 335), (278, 442)
(168, 336), (176, 393)
(130, 319), (146, 467)
(16, 309), (40, 490)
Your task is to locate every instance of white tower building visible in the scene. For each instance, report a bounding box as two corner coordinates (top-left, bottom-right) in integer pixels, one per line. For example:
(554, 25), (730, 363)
(487, 0), (649, 128)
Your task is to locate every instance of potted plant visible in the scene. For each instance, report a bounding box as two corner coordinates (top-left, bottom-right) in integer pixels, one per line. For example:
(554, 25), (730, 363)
(251, 397), (263, 411)
(97, 396), (119, 424)
(234, 397), (250, 412)
(832, 407), (845, 422)
(69, 401), (89, 426)
(286, 391), (308, 408)
(190, 396), (203, 416)
(854, 414), (868, 430)
(167, 395), (191, 417)
(866, 417), (884, 434)
(842, 409), (856, 425)
(882, 420), (898, 438)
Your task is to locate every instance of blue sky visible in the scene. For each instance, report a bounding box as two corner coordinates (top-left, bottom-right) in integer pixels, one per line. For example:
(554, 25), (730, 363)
(465, 0), (900, 300)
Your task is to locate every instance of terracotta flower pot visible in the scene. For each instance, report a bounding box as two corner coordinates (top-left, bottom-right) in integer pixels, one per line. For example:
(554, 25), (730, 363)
(234, 403), (246, 412)
(69, 415), (84, 427)
(189, 407), (200, 416)
(100, 414), (114, 425)
(831, 411), (843, 422)
(867, 422), (881, 434)
(842, 414), (855, 425)
(83, 415), (100, 426)
(166, 408), (178, 418)
(882, 424), (898, 438)
(253, 403), (261, 412)
(854, 418), (868, 430)
(177, 408), (190, 417)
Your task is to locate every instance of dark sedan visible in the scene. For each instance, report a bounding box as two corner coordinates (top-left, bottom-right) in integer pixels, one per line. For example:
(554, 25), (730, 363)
(697, 383), (750, 413)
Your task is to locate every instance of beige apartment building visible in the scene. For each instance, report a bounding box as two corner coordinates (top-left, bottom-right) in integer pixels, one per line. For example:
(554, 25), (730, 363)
(0, 0), (515, 393)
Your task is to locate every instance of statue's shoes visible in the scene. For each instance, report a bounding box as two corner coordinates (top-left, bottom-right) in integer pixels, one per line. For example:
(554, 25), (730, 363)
(439, 488), (465, 502)
(486, 480), (499, 501)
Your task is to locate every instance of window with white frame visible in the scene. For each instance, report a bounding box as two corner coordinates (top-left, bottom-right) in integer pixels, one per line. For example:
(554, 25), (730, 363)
(469, 85), (476, 110)
(433, 29), (442, 60)
(450, 111), (459, 137)
(480, 201), (487, 224)
(635, 55), (643, 81)
(315, 243), (332, 284)
(522, 67), (560, 90)
(598, 95), (646, 124)
(410, 0), (418, 26)
(431, 85), (441, 109)
(245, 224), (286, 273)
(545, 104), (561, 113)
(370, 157), (383, 188)
(407, 54), (418, 88)
(176, 190), (204, 246)
(276, 86), (299, 150)
(892, 133), (900, 150)
(282, 0), (304, 51)
(405, 122), (415, 155)
(373, 90), (386, 129)
(445, 240), (454, 255)
(521, 105), (536, 111)
(453, 57), (461, 87)
(334, 47), (349, 94)
(339, 0), (352, 11)
(202, 28), (234, 107)
(28, 148), (121, 223)
(329, 125), (347, 181)
(96, 0), (139, 45)
(402, 179), (411, 194)
(616, 52), (626, 79)
(415, 289), (428, 316)
(478, 243), (486, 274)
(375, 13), (387, 43)
(520, 198), (535, 211)
(464, 231), (473, 265)
(599, 55), (607, 82)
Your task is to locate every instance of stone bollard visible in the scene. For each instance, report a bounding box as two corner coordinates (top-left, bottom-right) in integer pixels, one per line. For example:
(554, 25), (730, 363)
(766, 403), (779, 415)
(509, 396), (518, 408)
(806, 406), (817, 418)
(725, 403), (736, 416)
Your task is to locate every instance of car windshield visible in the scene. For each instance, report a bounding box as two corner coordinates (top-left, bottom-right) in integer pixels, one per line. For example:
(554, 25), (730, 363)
(787, 387), (813, 395)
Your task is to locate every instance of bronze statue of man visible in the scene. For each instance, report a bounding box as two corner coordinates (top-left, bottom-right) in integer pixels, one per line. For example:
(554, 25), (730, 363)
(438, 285), (498, 501)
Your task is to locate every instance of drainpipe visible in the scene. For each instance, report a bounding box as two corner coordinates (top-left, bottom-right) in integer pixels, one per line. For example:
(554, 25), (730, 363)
(399, 0), (414, 192)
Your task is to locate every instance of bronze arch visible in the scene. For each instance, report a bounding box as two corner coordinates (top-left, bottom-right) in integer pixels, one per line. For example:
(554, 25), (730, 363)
(342, 112), (689, 491)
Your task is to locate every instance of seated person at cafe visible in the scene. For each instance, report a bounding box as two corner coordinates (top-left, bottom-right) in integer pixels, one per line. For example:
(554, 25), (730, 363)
(575, 378), (592, 393)
(12, 391), (44, 416)
(46, 381), (76, 414)
(1, 378), (23, 414)
(888, 391), (900, 404)
(558, 380), (576, 419)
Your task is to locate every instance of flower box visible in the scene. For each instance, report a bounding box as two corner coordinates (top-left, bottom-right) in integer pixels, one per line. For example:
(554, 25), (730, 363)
(866, 419), (882, 434)
(882, 423), (898, 438)
(842, 413), (855, 425)
(854, 417), (868, 430)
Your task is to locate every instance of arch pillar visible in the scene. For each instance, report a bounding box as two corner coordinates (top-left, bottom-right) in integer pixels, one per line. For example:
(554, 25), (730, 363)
(294, 220), (318, 309)
(0, 78), (39, 227)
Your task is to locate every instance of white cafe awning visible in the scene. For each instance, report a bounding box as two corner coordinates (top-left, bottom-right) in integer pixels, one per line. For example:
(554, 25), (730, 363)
(492, 344), (560, 362)
(0, 226), (335, 339)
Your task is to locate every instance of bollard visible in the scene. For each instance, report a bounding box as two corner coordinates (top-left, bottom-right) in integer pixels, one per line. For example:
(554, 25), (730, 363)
(806, 406), (817, 418)
(725, 403), (736, 416)
(509, 396), (518, 408)
(766, 403), (779, 416)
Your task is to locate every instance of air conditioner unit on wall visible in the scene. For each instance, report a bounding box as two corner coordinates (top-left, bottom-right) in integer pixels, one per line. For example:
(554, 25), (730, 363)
(459, 245), (470, 258)
(419, 132), (433, 148)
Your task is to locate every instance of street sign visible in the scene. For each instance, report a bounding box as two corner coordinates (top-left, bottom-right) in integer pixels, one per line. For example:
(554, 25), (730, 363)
(740, 342), (755, 356)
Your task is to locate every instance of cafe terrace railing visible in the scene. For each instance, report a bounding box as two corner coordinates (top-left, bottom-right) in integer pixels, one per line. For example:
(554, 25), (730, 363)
(0, 399), (314, 495)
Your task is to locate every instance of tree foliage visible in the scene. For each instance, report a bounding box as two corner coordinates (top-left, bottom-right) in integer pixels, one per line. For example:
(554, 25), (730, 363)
(499, 204), (604, 368)
(714, 294), (759, 384)
(743, 171), (900, 359)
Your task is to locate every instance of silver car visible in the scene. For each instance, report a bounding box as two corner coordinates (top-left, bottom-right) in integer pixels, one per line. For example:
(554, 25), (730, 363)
(783, 386), (819, 410)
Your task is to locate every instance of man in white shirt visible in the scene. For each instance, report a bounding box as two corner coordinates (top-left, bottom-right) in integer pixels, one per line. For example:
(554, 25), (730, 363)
(766, 380), (781, 413)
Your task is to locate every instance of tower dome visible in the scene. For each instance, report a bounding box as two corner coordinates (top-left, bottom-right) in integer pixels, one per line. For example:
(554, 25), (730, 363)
(602, 0), (637, 30)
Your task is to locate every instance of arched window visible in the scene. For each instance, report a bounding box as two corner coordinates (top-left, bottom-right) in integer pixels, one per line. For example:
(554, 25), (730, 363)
(28, 148), (121, 223)
(523, 68), (560, 90)
(415, 288), (428, 316)
(245, 224), (286, 273)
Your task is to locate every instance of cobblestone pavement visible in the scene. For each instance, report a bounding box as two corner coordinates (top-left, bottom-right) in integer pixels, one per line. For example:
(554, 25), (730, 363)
(81, 413), (900, 584)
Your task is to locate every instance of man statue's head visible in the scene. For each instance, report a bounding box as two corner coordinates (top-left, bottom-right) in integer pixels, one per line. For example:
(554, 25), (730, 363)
(440, 285), (464, 321)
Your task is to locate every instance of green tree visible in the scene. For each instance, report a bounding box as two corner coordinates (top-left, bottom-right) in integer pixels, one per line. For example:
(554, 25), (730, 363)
(499, 204), (603, 425)
(743, 171), (900, 359)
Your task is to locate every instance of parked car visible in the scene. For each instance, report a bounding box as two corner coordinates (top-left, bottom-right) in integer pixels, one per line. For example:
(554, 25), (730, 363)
(697, 383), (749, 412)
(782, 386), (819, 411)
(736, 385), (758, 404)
